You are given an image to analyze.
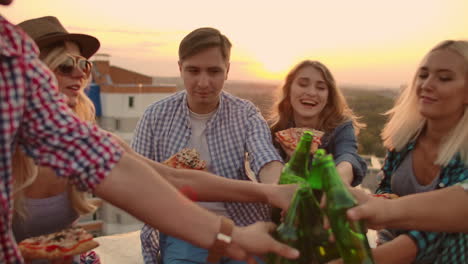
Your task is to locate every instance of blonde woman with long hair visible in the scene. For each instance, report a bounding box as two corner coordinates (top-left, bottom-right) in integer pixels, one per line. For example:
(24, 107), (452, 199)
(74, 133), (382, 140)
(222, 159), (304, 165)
(14, 16), (101, 263)
(270, 60), (367, 186)
(369, 40), (468, 264)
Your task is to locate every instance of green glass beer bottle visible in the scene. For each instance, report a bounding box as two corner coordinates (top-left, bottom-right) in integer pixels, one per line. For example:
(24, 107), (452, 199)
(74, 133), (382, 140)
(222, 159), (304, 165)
(267, 186), (320, 264)
(321, 154), (375, 264)
(308, 148), (326, 200)
(272, 131), (313, 224)
(306, 149), (341, 263)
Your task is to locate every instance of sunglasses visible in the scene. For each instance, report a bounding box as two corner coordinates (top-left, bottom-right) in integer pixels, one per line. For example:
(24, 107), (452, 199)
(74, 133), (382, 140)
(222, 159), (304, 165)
(55, 54), (93, 77)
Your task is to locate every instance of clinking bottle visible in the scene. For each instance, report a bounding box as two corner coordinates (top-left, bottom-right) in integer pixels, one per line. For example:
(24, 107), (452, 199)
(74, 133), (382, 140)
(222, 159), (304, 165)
(321, 153), (375, 264)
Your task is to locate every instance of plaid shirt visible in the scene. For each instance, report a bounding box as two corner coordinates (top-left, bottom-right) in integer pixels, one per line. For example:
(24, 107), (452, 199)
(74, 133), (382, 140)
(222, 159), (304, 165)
(377, 141), (468, 263)
(132, 90), (282, 263)
(0, 15), (122, 263)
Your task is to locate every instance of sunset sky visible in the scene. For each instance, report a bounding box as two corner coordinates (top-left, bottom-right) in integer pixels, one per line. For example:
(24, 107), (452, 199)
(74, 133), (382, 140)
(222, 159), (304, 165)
(3, 0), (468, 88)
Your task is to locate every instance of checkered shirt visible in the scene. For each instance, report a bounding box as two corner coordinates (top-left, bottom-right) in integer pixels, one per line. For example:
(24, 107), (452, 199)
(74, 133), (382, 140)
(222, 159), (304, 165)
(0, 15), (122, 263)
(132, 90), (282, 263)
(377, 141), (468, 263)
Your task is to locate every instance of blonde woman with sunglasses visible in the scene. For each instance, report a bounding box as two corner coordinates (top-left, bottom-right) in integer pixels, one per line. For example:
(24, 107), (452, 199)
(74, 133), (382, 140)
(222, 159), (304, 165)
(12, 16), (102, 264)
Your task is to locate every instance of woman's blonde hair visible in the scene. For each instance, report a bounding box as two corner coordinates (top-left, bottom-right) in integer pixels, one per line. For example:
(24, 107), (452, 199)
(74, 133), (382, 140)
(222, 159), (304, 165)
(382, 40), (468, 166)
(270, 60), (364, 135)
(14, 41), (97, 218)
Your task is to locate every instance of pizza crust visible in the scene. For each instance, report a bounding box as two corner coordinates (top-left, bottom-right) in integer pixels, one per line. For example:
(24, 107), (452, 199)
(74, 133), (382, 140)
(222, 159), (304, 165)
(18, 227), (99, 260)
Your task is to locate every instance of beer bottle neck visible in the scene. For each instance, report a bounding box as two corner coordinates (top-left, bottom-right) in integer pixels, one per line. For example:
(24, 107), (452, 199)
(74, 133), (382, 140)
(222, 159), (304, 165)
(309, 159), (325, 189)
(286, 135), (312, 175)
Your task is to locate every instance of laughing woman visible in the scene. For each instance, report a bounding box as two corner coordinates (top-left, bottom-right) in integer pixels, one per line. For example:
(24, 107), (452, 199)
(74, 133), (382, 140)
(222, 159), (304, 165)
(270, 60), (367, 186)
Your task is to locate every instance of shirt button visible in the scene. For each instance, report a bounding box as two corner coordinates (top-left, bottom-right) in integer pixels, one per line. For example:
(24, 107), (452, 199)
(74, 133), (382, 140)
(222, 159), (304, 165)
(438, 182), (445, 188)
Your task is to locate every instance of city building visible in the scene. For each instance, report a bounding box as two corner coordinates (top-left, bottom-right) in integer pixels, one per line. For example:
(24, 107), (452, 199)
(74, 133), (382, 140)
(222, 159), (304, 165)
(81, 54), (178, 235)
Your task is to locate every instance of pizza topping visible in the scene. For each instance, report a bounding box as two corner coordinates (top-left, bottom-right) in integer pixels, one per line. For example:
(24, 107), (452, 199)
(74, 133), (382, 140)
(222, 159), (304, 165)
(164, 148), (207, 170)
(19, 226), (94, 251)
(18, 227), (99, 259)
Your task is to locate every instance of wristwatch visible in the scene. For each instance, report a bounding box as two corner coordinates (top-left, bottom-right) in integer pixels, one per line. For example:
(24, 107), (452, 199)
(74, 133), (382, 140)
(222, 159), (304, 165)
(206, 217), (234, 263)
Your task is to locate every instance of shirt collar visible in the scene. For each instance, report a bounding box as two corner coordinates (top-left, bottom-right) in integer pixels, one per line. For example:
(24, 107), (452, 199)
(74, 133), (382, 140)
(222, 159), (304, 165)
(181, 90), (225, 126)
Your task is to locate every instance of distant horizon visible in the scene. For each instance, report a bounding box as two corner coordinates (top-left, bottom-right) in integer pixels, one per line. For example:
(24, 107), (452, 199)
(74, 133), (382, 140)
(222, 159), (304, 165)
(150, 73), (403, 91)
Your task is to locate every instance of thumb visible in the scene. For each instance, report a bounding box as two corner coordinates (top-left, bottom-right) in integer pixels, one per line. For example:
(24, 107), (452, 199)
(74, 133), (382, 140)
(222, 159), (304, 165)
(347, 204), (368, 221)
(268, 238), (300, 260)
(264, 221), (277, 233)
(262, 221), (299, 259)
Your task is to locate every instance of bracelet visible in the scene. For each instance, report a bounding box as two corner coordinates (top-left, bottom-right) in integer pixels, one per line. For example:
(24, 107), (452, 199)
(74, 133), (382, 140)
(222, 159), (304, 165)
(206, 216), (234, 263)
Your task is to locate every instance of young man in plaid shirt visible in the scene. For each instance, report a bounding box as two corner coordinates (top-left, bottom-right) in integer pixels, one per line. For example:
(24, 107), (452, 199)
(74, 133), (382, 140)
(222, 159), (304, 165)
(134, 27), (285, 263)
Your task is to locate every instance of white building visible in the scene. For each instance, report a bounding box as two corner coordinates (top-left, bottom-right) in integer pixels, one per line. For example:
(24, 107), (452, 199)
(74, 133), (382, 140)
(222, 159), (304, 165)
(82, 54), (178, 235)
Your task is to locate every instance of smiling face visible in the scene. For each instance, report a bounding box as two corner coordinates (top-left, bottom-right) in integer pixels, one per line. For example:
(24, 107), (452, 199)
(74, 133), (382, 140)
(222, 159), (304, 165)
(289, 66), (329, 127)
(52, 41), (89, 108)
(179, 46), (229, 114)
(415, 49), (468, 123)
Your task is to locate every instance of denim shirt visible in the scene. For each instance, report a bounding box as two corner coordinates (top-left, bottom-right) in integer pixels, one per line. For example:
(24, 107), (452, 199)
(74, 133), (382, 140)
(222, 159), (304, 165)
(377, 141), (468, 263)
(320, 120), (367, 186)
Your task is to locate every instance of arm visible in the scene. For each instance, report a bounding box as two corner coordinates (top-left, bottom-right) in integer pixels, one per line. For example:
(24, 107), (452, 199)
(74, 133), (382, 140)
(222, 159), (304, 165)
(258, 161), (284, 184)
(336, 161), (353, 186)
(245, 105), (283, 183)
(329, 122), (367, 186)
(348, 185), (468, 232)
(371, 235), (417, 264)
(327, 234), (417, 264)
(114, 134), (295, 210)
(94, 152), (299, 259)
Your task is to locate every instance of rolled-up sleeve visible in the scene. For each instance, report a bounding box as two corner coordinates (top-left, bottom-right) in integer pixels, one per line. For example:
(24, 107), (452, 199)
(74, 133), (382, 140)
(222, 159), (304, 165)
(18, 54), (123, 191)
(330, 122), (367, 186)
(245, 106), (283, 180)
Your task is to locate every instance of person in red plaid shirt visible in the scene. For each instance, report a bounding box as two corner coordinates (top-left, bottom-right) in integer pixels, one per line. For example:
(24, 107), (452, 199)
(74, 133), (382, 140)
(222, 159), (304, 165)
(0, 2), (300, 264)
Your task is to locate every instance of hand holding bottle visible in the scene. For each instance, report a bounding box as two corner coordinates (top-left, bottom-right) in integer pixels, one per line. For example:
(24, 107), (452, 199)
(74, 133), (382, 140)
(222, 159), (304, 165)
(229, 222), (300, 262)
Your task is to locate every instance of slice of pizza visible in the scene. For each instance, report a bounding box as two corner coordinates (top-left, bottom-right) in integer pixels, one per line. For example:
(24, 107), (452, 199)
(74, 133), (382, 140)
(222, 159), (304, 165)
(18, 226), (99, 260)
(275, 128), (324, 153)
(163, 148), (207, 170)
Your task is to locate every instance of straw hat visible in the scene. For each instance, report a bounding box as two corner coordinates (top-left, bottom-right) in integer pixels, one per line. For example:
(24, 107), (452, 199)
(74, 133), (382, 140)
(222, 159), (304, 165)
(18, 16), (100, 59)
